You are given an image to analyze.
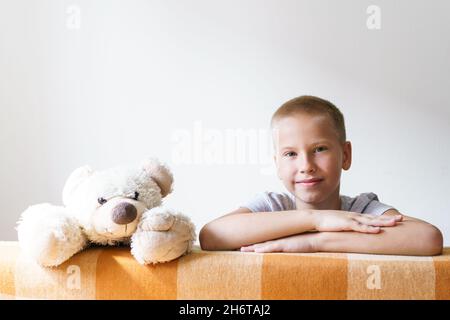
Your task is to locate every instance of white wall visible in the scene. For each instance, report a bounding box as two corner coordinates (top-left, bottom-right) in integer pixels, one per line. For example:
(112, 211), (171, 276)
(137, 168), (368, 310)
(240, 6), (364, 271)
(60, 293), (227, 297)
(1, 0), (449, 244)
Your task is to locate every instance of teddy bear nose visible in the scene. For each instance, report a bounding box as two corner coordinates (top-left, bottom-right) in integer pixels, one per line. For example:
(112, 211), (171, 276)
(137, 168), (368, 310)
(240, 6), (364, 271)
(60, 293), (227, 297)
(111, 202), (137, 225)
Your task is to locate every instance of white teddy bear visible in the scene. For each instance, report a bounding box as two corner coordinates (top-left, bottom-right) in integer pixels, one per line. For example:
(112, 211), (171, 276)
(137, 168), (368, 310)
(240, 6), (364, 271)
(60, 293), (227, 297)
(17, 158), (196, 267)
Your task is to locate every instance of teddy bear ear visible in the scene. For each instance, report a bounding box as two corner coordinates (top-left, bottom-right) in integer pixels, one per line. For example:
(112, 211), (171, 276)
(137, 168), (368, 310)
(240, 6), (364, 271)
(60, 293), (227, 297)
(62, 165), (94, 206)
(141, 158), (174, 198)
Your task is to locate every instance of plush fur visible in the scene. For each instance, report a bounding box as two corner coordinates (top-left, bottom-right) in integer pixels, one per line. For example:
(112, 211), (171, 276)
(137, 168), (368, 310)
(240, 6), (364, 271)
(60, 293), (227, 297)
(17, 158), (196, 267)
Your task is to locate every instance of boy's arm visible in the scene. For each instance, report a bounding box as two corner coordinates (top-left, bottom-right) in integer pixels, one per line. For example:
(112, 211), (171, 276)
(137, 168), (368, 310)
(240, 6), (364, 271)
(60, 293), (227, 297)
(199, 208), (316, 250)
(316, 210), (443, 256)
(241, 210), (443, 256)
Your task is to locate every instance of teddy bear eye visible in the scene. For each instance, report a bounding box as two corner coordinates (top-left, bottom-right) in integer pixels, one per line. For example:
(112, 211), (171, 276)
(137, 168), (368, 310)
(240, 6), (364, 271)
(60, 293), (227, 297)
(97, 197), (107, 205)
(133, 191), (139, 200)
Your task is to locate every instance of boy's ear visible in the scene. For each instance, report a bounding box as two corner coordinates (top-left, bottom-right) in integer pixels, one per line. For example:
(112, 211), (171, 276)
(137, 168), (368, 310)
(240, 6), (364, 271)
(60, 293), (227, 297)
(342, 141), (352, 170)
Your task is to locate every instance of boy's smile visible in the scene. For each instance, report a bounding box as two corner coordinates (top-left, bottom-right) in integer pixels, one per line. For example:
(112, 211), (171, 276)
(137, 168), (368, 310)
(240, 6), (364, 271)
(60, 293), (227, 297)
(296, 177), (324, 187)
(272, 112), (352, 211)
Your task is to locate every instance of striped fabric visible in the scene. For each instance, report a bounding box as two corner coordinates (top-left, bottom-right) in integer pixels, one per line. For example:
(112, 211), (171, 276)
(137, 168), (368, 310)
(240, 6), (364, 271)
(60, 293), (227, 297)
(1, 241), (449, 300)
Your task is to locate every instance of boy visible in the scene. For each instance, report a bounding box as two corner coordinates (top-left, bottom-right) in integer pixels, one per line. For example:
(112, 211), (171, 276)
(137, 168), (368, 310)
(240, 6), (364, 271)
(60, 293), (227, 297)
(199, 95), (443, 256)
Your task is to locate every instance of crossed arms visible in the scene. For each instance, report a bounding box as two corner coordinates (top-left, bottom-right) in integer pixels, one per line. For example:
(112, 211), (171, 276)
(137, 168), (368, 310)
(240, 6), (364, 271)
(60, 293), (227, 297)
(199, 208), (443, 256)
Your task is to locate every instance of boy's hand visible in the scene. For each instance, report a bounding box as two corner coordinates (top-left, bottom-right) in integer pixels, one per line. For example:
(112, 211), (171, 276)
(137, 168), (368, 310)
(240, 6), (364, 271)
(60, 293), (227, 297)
(313, 210), (403, 233)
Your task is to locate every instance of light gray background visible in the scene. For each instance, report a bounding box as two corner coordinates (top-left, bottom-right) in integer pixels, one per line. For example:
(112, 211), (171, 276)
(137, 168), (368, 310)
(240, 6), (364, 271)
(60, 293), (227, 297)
(1, 0), (449, 245)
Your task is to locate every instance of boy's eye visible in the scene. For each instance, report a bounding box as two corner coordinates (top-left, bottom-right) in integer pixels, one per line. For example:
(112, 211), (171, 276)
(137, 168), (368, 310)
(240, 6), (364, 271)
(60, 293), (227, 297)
(133, 191), (139, 200)
(314, 146), (327, 153)
(284, 151), (297, 157)
(97, 197), (107, 205)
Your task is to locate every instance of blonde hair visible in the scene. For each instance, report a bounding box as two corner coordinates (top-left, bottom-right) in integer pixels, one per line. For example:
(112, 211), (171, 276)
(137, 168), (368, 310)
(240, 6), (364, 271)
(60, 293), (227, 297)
(271, 95), (346, 143)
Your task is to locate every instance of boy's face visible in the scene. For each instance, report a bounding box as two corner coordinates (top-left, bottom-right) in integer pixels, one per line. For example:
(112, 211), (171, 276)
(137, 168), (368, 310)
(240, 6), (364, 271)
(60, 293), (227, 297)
(272, 112), (351, 207)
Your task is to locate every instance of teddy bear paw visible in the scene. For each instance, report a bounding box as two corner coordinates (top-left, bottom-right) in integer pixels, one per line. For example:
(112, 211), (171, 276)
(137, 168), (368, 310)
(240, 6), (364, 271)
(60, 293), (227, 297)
(131, 212), (196, 264)
(138, 207), (176, 232)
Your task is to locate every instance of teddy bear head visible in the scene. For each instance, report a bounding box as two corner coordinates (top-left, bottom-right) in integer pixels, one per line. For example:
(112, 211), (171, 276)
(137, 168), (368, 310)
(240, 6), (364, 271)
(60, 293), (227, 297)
(61, 158), (173, 245)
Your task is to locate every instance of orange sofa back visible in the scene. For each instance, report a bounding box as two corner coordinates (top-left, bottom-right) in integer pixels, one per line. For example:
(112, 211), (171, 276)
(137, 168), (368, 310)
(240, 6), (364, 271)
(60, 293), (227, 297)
(1, 241), (449, 299)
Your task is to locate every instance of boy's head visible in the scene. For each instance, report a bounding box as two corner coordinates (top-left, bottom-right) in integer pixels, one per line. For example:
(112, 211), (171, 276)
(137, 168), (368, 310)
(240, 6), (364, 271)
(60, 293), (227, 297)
(271, 95), (352, 209)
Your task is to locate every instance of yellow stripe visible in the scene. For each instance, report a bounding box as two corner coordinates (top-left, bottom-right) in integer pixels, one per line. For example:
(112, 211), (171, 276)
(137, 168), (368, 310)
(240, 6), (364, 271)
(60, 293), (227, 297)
(0, 242), (20, 297)
(15, 247), (101, 299)
(433, 248), (450, 300)
(95, 247), (178, 299)
(347, 254), (435, 299)
(177, 250), (262, 299)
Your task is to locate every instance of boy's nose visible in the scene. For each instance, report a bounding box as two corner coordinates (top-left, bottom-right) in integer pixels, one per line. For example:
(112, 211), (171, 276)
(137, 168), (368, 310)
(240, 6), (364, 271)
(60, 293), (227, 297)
(298, 156), (316, 174)
(300, 166), (315, 174)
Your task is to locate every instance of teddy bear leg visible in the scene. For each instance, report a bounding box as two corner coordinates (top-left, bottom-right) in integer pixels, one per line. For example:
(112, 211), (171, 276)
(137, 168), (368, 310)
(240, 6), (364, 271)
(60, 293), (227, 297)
(131, 209), (196, 264)
(17, 203), (87, 267)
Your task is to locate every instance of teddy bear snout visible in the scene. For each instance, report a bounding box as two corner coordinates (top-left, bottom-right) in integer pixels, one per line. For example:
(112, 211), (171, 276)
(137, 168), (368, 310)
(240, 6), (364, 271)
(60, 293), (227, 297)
(111, 202), (137, 225)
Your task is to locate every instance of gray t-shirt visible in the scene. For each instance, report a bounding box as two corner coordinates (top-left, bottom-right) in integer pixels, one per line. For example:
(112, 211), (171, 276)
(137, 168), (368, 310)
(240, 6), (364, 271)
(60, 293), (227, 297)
(241, 192), (394, 216)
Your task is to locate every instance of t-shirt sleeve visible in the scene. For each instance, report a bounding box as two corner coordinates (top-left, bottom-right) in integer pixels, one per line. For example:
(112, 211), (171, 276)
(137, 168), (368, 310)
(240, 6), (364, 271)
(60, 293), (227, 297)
(239, 192), (273, 212)
(364, 199), (395, 216)
(357, 192), (395, 216)
(239, 192), (295, 213)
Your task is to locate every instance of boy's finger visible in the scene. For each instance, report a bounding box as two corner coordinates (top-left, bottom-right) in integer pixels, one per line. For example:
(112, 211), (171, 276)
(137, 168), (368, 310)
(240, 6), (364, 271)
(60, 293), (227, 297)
(240, 245), (255, 252)
(377, 215), (402, 220)
(378, 214), (403, 221)
(254, 243), (278, 253)
(351, 221), (381, 233)
(361, 214), (399, 222)
(373, 220), (397, 227)
(358, 216), (398, 227)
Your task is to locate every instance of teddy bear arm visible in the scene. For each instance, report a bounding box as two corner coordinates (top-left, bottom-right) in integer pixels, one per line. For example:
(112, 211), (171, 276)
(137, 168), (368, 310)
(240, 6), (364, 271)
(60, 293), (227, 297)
(131, 211), (196, 264)
(17, 203), (87, 267)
